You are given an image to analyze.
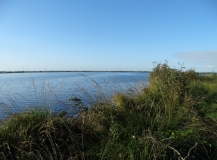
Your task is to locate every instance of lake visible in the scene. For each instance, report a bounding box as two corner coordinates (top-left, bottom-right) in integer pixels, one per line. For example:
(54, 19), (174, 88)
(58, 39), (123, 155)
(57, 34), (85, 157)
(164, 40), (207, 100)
(0, 72), (149, 119)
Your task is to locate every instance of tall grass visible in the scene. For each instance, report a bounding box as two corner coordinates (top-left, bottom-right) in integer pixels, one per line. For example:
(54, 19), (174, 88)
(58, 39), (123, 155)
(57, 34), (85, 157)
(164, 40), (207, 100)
(0, 63), (217, 159)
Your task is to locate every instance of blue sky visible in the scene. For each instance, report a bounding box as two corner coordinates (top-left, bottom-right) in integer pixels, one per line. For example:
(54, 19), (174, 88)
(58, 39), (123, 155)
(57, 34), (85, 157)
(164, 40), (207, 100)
(0, 0), (217, 72)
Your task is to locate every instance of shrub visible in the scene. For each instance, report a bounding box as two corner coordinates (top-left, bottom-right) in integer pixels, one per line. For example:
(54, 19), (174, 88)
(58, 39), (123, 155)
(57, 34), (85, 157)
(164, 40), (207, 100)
(149, 62), (187, 106)
(1, 62), (217, 159)
(184, 69), (199, 82)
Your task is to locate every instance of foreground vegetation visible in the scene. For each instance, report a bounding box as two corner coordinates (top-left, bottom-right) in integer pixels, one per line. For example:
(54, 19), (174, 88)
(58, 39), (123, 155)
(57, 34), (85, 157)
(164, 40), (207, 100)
(0, 63), (217, 159)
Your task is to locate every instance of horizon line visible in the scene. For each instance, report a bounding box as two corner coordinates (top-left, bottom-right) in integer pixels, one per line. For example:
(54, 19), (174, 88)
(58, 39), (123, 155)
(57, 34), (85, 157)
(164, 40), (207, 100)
(0, 70), (151, 74)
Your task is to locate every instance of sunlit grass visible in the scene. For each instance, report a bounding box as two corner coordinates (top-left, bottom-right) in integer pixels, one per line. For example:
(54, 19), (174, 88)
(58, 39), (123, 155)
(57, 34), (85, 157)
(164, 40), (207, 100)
(0, 63), (217, 159)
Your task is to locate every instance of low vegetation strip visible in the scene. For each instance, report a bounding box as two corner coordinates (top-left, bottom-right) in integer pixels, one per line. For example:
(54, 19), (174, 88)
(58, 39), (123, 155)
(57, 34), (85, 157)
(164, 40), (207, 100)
(0, 71), (149, 74)
(0, 62), (217, 159)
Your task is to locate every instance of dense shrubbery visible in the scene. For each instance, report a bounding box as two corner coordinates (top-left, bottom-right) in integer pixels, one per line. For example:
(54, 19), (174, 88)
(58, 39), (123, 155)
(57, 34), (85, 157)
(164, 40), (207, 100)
(0, 62), (217, 159)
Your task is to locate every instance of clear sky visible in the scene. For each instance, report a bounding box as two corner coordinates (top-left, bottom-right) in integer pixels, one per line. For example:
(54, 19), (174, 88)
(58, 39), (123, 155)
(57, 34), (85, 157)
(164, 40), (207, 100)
(0, 0), (217, 72)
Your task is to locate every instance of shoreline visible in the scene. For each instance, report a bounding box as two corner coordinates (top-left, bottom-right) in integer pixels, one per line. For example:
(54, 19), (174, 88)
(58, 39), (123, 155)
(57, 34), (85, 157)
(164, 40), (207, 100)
(0, 70), (150, 74)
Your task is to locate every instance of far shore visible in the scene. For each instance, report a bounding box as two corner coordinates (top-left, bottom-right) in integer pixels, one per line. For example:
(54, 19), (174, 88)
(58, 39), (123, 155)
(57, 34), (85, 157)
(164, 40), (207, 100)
(0, 71), (216, 75)
(0, 70), (150, 74)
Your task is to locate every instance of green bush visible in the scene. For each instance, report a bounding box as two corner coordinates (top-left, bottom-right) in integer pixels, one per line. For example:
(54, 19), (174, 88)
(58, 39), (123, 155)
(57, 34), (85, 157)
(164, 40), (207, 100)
(149, 62), (186, 104)
(184, 69), (199, 82)
(1, 62), (217, 159)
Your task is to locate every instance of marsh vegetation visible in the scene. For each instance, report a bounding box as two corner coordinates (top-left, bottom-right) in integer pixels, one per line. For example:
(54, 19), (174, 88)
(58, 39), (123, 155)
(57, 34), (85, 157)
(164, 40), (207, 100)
(0, 62), (217, 159)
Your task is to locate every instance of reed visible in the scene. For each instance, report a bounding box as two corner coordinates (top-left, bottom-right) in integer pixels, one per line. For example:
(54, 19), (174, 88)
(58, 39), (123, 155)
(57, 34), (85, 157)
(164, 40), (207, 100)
(0, 62), (217, 159)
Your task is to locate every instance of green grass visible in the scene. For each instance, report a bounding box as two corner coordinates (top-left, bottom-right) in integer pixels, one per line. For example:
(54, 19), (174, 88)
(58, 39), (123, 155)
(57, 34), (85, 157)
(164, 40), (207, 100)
(1, 62), (217, 159)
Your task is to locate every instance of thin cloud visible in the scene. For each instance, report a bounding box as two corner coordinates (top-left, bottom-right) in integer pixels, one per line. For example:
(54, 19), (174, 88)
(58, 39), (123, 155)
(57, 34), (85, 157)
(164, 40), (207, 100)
(208, 65), (216, 68)
(175, 50), (217, 69)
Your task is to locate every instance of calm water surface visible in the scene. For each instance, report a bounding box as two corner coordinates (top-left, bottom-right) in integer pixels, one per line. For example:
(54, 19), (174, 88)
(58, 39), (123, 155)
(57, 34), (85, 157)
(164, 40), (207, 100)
(0, 72), (149, 119)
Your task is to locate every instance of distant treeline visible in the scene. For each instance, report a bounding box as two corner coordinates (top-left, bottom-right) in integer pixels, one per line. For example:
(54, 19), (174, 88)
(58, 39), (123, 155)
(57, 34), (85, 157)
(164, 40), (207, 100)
(0, 71), (150, 74)
(199, 72), (217, 76)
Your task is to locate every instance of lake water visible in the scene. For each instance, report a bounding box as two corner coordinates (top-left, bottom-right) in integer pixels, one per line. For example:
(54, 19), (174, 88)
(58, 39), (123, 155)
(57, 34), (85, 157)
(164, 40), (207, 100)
(0, 72), (149, 119)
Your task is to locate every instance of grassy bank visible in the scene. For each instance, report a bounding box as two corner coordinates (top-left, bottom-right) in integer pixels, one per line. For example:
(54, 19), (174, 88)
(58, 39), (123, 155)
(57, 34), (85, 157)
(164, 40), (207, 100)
(0, 62), (217, 159)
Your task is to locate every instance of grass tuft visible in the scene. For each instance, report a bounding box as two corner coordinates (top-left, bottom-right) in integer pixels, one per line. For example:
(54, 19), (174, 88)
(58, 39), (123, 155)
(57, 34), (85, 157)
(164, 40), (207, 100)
(1, 62), (217, 159)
